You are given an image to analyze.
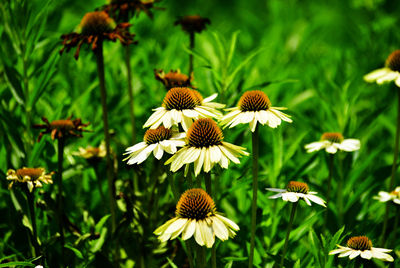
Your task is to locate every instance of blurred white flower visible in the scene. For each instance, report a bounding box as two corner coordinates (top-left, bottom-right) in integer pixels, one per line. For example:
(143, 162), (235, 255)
(266, 181), (326, 207)
(364, 50), (400, 87)
(374, 187), (400, 204)
(305, 132), (360, 154)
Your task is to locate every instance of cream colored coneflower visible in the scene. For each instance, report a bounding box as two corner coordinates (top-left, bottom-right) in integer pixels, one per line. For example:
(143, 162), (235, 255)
(143, 87), (225, 132)
(124, 126), (185, 165)
(266, 181), (326, 207)
(154, 188), (239, 248)
(221, 90), (292, 132)
(329, 236), (393, 262)
(164, 118), (248, 176)
(305, 132), (360, 154)
(7, 168), (54, 192)
(75, 142), (107, 160)
(374, 186), (400, 204)
(364, 50), (400, 86)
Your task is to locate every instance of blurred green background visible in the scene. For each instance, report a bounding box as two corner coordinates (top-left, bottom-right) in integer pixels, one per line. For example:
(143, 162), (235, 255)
(1, 0), (400, 267)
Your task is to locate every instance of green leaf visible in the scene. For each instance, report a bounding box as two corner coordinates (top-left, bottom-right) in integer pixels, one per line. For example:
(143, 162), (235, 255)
(166, 257), (178, 268)
(95, 214), (111, 233)
(3, 65), (24, 105)
(0, 262), (35, 267)
(65, 244), (84, 259)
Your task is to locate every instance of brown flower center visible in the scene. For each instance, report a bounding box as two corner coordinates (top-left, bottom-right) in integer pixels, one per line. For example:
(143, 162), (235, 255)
(80, 11), (115, 36)
(175, 15), (211, 33)
(16, 168), (43, 180)
(386, 50), (400, 72)
(238, 90), (271, 112)
(187, 118), (223, 148)
(165, 72), (189, 83)
(50, 120), (75, 130)
(163, 87), (201, 110)
(286, 181), (309, 194)
(144, 126), (173, 145)
(346, 236), (372, 251)
(321, 132), (344, 143)
(176, 188), (216, 220)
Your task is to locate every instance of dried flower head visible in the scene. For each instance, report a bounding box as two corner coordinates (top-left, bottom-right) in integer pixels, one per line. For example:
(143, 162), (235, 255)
(174, 15), (211, 34)
(7, 168), (54, 192)
(364, 49), (400, 87)
(60, 11), (137, 59)
(34, 116), (90, 142)
(102, 0), (161, 22)
(329, 236), (393, 262)
(155, 69), (193, 90)
(165, 118), (249, 176)
(154, 188), (239, 248)
(221, 90), (292, 132)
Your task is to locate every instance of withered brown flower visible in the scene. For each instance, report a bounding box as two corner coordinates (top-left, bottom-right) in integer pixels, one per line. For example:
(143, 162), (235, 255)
(60, 11), (137, 59)
(174, 15), (211, 34)
(154, 69), (194, 90)
(102, 0), (162, 22)
(34, 116), (90, 142)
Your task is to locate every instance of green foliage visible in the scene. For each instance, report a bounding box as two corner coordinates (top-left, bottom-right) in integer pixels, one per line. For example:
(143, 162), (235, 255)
(1, 0), (400, 267)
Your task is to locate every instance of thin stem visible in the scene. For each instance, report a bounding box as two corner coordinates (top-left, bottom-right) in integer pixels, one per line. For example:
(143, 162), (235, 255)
(95, 42), (117, 234)
(185, 240), (194, 268)
(249, 126), (259, 268)
(324, 154), (334, 229)
(189, 32), (195, 75)
(279, 202), (298, 268)
(168, 171), (179, 202)
(381, 88), (400, 245)
(204, 172), (216, 268)
(26, 188), (40, 257)
(124, 45), (136, 143)
(57, 138), (65, 262)
(196, 245), (206, 268)
(392, 205), (400, 248)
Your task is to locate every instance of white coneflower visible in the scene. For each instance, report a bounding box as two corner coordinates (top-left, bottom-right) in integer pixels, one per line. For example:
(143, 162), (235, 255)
(221, 90), (292, 132)
(7, 168), (54, 192)
(329, 236), (393, 262)
(143, 87), (224, 132)
(305, 132), (360, 154)
(364, 50), (400, 86)
(154, 188), (239, 248)
(374, 187), (400, 205)
(124, 126), (185, 165)
(164, 118), (248, 176)
(267, 181), (326, 207)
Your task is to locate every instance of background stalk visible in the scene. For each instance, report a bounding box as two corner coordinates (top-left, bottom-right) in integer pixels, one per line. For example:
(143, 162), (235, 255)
(189, 32), (195, 75)
(324, 154), (334, 228)
(381, 88), (400, 245)
(26, 188), (40, 257)
(249, 126), (259, 268)
(196, 245), (206, 268)
(124, 45), (136, 143)
(57, 138), (65, 263)
(279, 202), (298, 268)
(95, 42), (117, 233)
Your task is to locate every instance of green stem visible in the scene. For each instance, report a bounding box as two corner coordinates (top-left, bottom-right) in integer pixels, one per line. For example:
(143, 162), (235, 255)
(204, 172), (216, 268)
(249, 126), (259, 268)
(95, 42), (117, 234)
(324, 154), (334, 229)
(337, 156), (344, 226)
(168, 171), (179, 202)
(381, 88), (400, 245)
(26, 188), (40, 257)
(392, 206), (399, 248)
(124, 45), (136, 144)
(57, 138), (65, 261)
(185, 240), (194, 268)
(279, 202), (298, 268)
(196, 245), (206, 268)
(189, 32), (195, 75)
